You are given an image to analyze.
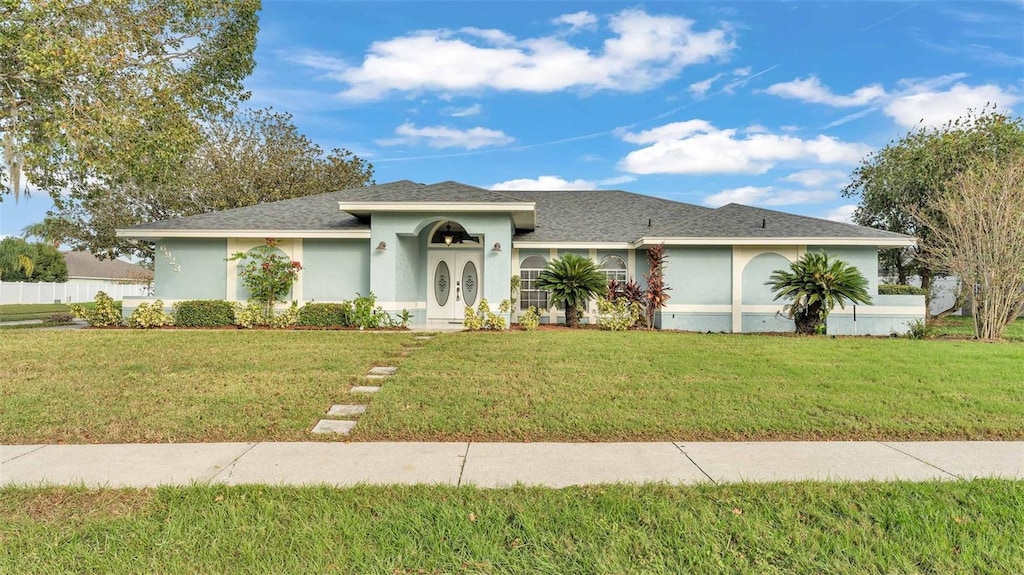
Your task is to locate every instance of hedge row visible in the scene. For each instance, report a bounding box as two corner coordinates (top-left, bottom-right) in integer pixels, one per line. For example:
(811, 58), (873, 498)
(878, 284), (928, 296)
(172, 300), (236, 327)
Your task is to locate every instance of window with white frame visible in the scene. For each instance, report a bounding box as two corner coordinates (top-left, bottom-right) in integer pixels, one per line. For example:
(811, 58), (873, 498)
(519, 255), (548, 310)
(600, 255), (628, 284)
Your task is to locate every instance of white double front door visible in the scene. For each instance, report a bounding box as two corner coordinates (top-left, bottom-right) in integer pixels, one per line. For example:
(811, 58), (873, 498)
(427, 250), (482, 322)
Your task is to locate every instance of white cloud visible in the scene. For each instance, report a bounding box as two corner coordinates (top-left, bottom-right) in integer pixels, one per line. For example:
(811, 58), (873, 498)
(294, 9), (735, 100)
(619, 121), (871, 175)
(781, 169), (848, 188)
(764, 74), (1020, 129)
(883, 83), (1020, 128)
(703, 186), (836, 208)
(552, 11), (598, 32)
(732, 66), (752, 76)
(490, 175), (597, 191)
(688, 73), (723, 97)
(824, 204), (858, 223)
(443, 103), (482, 117)
(376, 122), (514, 150)
(765, 75), (887, 107)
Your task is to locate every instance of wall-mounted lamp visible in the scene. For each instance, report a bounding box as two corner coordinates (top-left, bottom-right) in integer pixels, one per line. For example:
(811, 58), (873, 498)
(376, 241), (387, 251)
(492, 242), (502, 252)
(443, 224), (454, 247)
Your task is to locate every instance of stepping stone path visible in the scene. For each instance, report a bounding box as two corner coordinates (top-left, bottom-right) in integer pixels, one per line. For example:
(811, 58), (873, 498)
(327, 404), (367, 416)
(312, 420), (357, 435)
(312, 338), (434, 435)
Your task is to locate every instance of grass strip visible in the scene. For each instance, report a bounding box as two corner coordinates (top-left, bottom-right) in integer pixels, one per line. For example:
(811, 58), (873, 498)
(1, 481), (1021, 574)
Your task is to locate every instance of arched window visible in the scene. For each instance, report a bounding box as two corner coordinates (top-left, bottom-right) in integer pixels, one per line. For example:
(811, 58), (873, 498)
(519, 255), (548, 310)
(600, 255), (628, 283)
(429, 221), (481, 246)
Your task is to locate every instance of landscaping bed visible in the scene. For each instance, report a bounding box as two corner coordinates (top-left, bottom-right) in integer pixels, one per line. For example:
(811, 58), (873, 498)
(1, 480), (1021, 573)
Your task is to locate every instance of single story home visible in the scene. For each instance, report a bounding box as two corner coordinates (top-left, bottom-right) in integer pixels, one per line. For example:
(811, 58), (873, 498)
(63, 250), (154, 286)
(117, 180), (924, 334)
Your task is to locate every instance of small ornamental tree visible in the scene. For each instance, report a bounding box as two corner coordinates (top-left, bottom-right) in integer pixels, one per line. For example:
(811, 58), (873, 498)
(227, 239), (302, 317)
(643, 244), (671, 328)
(766, 252), (872, 335)
(535, 253), (607, 328)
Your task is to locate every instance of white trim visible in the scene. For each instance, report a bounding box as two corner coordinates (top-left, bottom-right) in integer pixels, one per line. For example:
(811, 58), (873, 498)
(548, 248), (557, 322)
(514, 241), (633, 249)
(635, 236), (915, 247)
(378, 301), (427, 309)
(662, 304), (733, 313)
(226, 238), (236, 300)
(829, 305), (924, 316)
(117, 229), (371, 239)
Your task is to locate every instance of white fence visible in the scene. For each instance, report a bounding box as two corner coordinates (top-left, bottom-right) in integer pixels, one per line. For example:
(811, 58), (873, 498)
(0, 281), (151, 305)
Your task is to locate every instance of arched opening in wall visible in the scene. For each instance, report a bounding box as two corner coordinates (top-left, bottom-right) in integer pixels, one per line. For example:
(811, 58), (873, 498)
(429, 220), (481, 246)
(519, 255), (548, 310)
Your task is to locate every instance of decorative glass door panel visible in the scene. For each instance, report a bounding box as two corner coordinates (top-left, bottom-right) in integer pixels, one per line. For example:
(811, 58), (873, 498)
(427, 250), (483, 321)
(462, 261), (478, 307)
(434, 261), (450, 306)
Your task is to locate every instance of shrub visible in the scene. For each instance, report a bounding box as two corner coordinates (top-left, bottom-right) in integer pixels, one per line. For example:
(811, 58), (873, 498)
(535, 253), (606, 328)
(46, 312), (74, 324)
(234, 302), (268, 329)
(766, 252), (872, 335)
(607, 278), (648, 328)
(298, 302), (353, 327)
(270, 302), (300, 328)
(596, 297), (642, 331)
(71, 291), (122, 327)
(906, 318), (936, 339)
(127, 300), (174, 329)
(350, 292), (394, 329)
(173, 300), (235, 327)
(226, 240), (302, 316)
(879, 284), (928, 296)
(519, 306), (542, 331)
(464, 298), (510, 331)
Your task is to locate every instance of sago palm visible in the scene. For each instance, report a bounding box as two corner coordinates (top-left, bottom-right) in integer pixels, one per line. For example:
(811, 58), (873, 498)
(766, 252), (872, 335)
(535, 253), (607, 328)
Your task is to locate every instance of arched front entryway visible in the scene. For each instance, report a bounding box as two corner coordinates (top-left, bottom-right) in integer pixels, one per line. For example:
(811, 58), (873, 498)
(425, 220), (484, 323)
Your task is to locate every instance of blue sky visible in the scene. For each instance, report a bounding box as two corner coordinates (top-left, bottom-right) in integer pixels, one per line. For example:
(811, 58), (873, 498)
(3, 0), (1022, 237)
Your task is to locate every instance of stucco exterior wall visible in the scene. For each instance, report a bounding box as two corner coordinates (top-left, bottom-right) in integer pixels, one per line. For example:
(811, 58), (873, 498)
(302, 239), (371, 302)
(153, 238), (227, 300)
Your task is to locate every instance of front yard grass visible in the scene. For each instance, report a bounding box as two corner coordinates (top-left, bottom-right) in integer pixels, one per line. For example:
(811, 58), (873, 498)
(353, 330), (1024, 441)
(0, 302), (93, 322)
(0, 331), (415, 443)
(934, 315), (1024, 340)
(3, 329), (1023, 443)
(2, 481), (1022, 573)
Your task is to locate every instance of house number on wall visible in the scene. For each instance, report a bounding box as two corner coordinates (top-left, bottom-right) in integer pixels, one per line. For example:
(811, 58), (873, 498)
(159, 244), (181, 272)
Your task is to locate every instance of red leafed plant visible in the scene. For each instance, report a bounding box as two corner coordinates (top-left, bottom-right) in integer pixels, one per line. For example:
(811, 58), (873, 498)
(643, 243), (671, 328)
(227, 239), (303, 316)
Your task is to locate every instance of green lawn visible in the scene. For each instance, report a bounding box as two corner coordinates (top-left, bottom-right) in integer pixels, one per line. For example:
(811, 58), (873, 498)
(0, 302), (90, 322)
(1, 481), (1021, 574)
(934, 315), (1024, 341)
(0, 331), (416, 443)
(3, 329), (1024, 443)
(354, 330), (1024, 442)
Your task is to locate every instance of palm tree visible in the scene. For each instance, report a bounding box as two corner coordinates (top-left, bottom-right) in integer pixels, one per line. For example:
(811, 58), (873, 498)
(535, 253), (607, 328)
(766, 252), (873, 335)
(21, 218), (65, 248)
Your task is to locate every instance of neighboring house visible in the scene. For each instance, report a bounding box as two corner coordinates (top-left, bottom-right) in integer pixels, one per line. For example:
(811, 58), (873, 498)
(63, 251), (154, 286)
(117, 180), (924, 334)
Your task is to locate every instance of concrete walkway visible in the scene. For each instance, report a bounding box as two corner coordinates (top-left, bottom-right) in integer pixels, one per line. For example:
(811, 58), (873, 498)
(3, 442), (1022, 488)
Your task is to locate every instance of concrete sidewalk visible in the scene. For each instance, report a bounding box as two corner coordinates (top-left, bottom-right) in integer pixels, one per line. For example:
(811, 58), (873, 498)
(2, 442), (1022, 488)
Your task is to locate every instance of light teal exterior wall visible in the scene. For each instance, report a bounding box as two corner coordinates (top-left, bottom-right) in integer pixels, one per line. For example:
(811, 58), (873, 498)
(658, 312), (732, 332)
(154, 239), (227, 300)
(807, 245), (881, 294)
(742, 313), (794, 333)
(664, 247), (731, 305)
(369, 212), (514, 319)
(741, 252), (790, 305)
(302, 239), (371, 302)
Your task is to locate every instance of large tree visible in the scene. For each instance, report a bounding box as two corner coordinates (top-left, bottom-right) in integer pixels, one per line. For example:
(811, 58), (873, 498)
(0, 237), (67, 282)
(50, 109), (375, 261)
(920, 155), (1024, 340)
(1, 0), (260, 200)
(842, 108), (1024, 320)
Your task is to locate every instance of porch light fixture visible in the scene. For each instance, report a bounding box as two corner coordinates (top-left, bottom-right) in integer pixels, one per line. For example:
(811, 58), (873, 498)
(443, 224), (455, 246)
(376, 241), (387, 251)
(492, 242), (502, 252)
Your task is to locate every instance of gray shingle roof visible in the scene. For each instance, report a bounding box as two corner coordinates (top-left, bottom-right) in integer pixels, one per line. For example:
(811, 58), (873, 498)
(122, 180), (911, 242)
(63, 251), (153, 280)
